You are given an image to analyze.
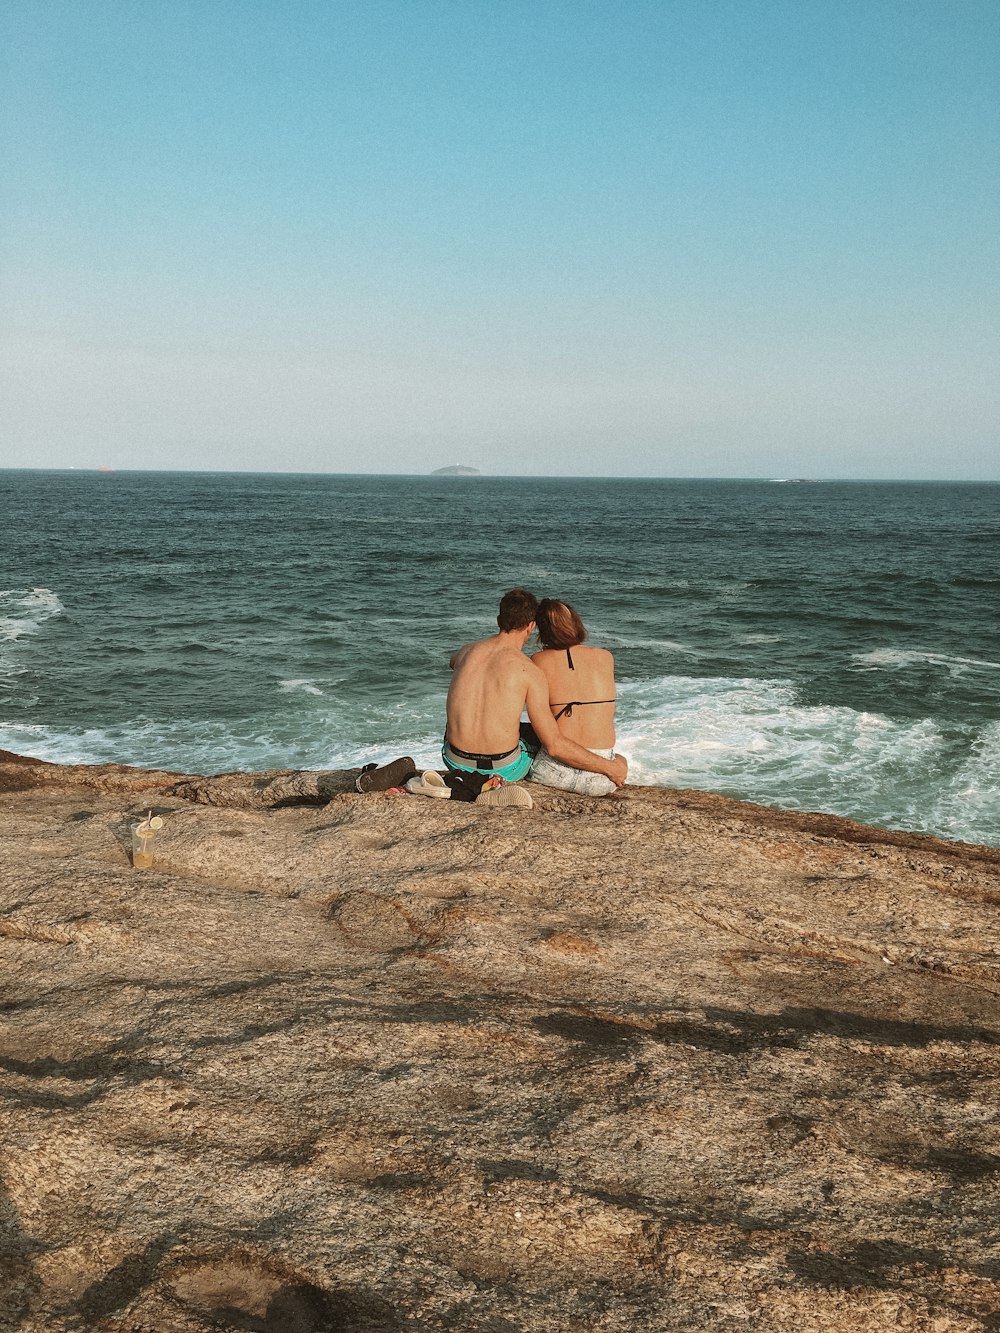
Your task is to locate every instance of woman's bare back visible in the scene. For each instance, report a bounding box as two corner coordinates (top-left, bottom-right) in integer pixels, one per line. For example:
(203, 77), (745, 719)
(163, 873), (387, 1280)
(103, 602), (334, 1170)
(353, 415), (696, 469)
(531, 643), (617, 749)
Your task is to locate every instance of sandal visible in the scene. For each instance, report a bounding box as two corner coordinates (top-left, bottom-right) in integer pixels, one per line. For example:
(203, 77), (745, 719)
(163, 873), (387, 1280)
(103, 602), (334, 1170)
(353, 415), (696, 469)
(355, 756), (417, 793)
(405, 771), (452, 799)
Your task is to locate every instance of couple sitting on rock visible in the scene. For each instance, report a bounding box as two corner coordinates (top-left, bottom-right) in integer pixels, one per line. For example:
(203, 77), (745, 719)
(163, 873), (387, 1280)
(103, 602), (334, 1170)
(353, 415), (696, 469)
(443, 587), (627, 797)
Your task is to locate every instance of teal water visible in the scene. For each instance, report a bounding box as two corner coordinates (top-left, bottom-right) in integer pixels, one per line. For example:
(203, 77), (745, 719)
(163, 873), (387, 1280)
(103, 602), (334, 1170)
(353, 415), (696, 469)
(2, 470), (998, 845)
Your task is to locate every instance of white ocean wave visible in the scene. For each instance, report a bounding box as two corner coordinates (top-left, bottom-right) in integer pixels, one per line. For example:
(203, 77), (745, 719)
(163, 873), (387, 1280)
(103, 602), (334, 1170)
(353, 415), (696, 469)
(852, 648), (1000, 676)
(610, 577), (691, 591)
(278, 678), (324, 695)
(0, 588), (65, 644)
(0, 714), (446, 778)
(925, 721), (1000, 847)
(617, 675), (939, 788)
(2, 670), (997, 848)
(718, 581), (753, 602)
(611, 637), (703, 655)
(614, 674), (994, 844)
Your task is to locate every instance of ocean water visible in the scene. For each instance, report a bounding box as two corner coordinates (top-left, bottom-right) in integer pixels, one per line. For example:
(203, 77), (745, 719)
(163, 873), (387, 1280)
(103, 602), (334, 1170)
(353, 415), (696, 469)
(1, 470), (998, 847)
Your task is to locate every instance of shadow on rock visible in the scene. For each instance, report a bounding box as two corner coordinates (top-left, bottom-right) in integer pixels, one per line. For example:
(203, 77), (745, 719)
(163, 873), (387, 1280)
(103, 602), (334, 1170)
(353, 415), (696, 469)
(76, 1234), (177, 1320)
(72, 1241), (404, 1331)
(653, 1004), (1000, 1054)
(534, 1011), (644, 1056)
(167, 769), (358, 810)
(0, 1047), (167, 1111)
(868, 1140), (1000, 1181)
(188, 1282), (349, 1332)
(529, 1002), (1000, 1070)
(786, 1239), (1000, 1330)
(167, 1254), (401, 1332)
(0, 1173), (43, 1330)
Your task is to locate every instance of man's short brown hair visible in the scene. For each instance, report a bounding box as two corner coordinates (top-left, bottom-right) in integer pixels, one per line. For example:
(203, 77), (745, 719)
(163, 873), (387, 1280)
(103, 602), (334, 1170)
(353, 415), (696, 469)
(536, 598), (587, 649)
(497, 587), (539, 632)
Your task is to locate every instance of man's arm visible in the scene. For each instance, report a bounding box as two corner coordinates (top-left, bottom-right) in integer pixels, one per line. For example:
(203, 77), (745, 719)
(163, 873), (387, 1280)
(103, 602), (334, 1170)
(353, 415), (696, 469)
(524, 667), (627, 786)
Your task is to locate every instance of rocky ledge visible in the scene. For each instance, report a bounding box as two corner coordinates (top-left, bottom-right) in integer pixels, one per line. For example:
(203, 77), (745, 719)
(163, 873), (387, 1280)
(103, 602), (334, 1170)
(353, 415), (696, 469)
(1, 749), (998, 1332)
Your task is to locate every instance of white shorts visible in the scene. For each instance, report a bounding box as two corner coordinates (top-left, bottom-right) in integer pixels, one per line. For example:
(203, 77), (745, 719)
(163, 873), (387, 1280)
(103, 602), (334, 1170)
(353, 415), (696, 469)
(528, 747), (618, 797)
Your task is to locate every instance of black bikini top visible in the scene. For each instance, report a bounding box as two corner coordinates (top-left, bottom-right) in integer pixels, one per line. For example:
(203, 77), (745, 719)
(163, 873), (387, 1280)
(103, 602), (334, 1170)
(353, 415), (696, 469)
(552, 644), (615, 720)
(552, 699), (616, 720)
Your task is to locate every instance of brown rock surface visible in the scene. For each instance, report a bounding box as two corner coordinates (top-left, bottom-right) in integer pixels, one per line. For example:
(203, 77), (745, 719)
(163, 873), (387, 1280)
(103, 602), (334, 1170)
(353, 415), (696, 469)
(1, 748), (998, 1331)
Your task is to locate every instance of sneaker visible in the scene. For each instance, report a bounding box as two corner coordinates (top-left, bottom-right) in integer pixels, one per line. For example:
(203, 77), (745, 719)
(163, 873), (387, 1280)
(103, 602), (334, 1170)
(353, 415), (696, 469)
(355, 756), (417, 793)
(475, 781), (533, 809)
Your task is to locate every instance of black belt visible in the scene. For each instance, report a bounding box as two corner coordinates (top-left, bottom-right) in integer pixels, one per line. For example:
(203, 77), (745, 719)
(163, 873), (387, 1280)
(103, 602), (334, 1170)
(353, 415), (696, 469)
(445, 738), (520, 769)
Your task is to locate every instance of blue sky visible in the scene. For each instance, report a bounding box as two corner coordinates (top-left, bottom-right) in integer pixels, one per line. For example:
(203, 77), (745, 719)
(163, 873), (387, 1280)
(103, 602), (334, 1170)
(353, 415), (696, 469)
(2, 0), (997, 477)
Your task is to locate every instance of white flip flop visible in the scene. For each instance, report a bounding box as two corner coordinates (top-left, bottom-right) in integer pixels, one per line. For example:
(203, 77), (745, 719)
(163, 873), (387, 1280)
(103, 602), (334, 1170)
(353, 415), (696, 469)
(405, 770), (452, 799)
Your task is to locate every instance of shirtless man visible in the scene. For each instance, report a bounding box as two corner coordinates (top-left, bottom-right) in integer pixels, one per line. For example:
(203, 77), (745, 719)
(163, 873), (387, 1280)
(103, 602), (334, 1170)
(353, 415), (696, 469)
(443, 588), (627, 788)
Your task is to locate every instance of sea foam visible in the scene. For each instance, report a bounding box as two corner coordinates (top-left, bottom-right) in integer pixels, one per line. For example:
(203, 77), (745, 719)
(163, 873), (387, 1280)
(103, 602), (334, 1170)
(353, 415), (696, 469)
(0, 588), (65, 644)
(614, 673), (989, 841)
(2, 474), (997, 848)
(2, 667), (996, 847)
(852, 648), (1000, 675)
(278, 679), (325, 695)
(926, 720), (1000, 846)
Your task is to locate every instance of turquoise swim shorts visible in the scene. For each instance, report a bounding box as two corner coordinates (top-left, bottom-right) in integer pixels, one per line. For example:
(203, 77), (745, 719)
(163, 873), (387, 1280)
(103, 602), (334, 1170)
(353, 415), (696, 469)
(441, 739), (533, 782)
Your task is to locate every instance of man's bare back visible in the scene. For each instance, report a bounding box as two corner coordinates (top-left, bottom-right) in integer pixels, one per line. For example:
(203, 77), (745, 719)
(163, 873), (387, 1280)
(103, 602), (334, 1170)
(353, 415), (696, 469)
(446, 636), (536, 756)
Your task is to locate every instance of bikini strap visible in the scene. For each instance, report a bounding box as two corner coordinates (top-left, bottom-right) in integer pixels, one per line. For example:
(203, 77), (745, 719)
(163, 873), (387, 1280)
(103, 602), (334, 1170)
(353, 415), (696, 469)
(551, 698), (616, 722)
(566, 647), (574, 670)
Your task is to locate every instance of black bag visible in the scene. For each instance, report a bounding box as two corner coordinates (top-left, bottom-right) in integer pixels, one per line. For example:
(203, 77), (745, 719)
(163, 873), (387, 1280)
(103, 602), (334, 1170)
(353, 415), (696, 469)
(441, 769), (491, 802)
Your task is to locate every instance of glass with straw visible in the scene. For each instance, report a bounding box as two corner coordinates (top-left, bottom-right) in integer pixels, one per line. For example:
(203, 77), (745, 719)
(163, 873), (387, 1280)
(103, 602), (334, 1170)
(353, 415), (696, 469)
(132, 810), (163, 869)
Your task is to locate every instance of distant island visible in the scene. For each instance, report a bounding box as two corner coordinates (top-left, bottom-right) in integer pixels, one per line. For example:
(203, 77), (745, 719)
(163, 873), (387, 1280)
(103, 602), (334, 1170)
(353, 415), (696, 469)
(431, 465), (481, 476)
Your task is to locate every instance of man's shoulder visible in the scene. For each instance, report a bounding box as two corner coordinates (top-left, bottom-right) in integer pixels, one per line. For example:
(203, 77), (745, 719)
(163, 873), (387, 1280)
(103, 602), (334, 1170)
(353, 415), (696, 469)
(494, 646), (539, 689)
(521, 655), (547, 684)
(450, 639), (477, 669)
(453, 637), (523, 668)
(467, 634), (501, 653)
(494, 645), (534, 673)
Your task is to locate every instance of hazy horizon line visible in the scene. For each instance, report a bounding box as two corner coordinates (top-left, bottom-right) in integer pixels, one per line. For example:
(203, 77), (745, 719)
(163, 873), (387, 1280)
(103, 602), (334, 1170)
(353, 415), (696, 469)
(2, 467), (998, 485)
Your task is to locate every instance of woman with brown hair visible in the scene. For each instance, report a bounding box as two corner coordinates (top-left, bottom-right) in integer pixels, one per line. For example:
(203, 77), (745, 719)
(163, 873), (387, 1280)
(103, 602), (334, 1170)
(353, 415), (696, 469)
(528, 598), (625, 796)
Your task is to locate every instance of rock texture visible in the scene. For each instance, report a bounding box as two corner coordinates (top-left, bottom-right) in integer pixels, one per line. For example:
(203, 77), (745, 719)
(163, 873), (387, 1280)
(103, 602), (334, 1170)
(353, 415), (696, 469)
(1, 748), (998, 1331)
